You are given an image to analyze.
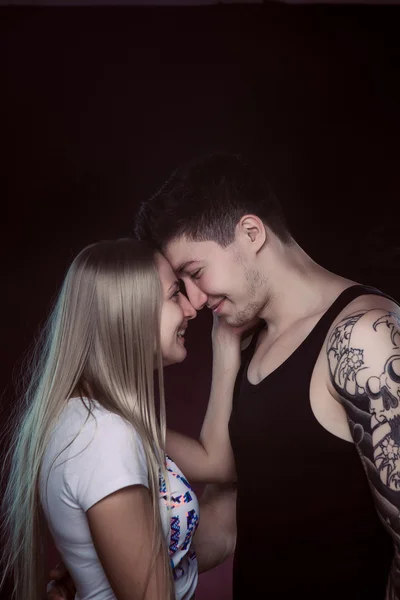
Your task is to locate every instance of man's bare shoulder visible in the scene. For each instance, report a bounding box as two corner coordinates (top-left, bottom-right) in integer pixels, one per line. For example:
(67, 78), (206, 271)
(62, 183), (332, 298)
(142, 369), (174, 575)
(326, 289), (399, 347)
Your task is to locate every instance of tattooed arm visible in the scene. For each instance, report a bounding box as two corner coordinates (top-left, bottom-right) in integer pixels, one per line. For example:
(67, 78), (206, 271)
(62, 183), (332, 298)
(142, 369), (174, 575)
(327, 308), (400, 599)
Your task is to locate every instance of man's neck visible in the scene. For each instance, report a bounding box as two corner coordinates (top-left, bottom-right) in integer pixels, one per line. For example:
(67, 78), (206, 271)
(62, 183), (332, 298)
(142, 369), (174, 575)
(257, 241), (355, 333)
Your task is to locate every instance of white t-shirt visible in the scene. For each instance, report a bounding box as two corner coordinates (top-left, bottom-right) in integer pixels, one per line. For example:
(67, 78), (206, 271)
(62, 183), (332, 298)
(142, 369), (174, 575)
(40, 398), (199, 600)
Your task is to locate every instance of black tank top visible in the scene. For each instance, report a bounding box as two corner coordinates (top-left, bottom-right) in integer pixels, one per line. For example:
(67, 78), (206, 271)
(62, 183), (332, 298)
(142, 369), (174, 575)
(229, 285), (395, 599)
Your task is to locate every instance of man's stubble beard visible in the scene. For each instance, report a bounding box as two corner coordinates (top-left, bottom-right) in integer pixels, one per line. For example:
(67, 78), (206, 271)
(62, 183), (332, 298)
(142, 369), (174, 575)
(229, 267), (271, 327)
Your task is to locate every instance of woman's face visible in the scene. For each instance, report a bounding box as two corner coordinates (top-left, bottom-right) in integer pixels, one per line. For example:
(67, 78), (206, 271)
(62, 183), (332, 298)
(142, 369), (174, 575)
(155, 253), (197, 366)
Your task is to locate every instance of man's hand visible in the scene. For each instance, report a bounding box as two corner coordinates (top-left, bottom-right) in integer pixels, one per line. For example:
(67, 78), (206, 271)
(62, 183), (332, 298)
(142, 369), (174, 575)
(46, 563), (75, 600)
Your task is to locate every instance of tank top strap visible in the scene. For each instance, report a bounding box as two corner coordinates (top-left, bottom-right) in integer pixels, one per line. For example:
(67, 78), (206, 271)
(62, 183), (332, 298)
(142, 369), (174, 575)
(307, 284), (396, 346)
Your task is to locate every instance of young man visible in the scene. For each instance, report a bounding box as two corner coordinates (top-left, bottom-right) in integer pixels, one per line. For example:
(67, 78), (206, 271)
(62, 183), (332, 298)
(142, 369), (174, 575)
(133, 153), (400, 599)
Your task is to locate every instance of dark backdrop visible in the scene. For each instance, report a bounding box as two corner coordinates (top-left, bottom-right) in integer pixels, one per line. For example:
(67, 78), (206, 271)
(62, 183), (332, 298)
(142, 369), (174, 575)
(1, 4), (399, 598)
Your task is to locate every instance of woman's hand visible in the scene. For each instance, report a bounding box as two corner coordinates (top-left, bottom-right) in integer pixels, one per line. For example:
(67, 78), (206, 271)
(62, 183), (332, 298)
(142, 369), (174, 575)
(212, 313), (261, 371)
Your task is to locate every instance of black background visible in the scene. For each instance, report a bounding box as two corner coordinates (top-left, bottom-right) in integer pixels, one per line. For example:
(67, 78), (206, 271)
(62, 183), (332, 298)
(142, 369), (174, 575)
(1, 4), (400, 598)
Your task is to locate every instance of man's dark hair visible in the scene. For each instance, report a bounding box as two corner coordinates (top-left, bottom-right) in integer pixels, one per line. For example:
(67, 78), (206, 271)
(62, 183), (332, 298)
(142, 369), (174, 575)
(134, 153), (291, 250)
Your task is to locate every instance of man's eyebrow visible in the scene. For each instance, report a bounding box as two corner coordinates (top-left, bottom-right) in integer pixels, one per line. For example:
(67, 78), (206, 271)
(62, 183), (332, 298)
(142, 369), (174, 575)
(175, 260), (199, 275)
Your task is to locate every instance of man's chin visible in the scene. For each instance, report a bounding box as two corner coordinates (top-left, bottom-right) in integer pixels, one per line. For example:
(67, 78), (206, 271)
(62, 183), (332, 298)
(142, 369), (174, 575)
(227, 311), (260, 328)
(225, 316), (247, 328)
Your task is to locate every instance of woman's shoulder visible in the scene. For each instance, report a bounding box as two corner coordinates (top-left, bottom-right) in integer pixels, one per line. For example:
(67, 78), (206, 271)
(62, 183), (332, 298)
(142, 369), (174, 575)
(66, 397), (130, 425)
(60, 400), (149, 510)
(57, 398), (144, 453)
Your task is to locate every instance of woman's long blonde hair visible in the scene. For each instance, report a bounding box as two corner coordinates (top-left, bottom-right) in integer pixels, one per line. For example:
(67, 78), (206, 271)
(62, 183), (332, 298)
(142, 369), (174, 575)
(1, 238), (174, 600)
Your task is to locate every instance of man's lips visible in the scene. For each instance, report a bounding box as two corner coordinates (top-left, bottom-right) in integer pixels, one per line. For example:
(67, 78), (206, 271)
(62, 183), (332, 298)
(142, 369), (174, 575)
(209, 299), (225, 313)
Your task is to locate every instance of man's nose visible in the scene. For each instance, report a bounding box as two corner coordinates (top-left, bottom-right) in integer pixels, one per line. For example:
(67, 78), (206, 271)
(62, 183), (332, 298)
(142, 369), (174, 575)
(180, 294), (197, 320)
(185, 281), (208, 311)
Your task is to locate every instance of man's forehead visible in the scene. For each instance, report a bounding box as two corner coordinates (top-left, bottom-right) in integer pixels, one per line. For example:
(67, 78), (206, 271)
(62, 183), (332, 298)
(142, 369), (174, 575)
(164, 238), (203, 272)
(165, 247), (200, 275)
(175, 260), (201, 276)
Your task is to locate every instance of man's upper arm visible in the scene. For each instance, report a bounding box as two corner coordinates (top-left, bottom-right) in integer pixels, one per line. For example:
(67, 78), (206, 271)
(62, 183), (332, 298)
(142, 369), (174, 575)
(87, 485), (167, 600)
(194, 482), (237, 573)
(326, 306), (400, 534)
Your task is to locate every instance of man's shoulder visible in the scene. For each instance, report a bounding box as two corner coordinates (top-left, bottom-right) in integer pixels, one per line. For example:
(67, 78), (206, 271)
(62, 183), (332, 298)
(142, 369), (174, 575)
(326, 287), (399, 342)
(325, 291), (400, 397)
(322, 288), (399, 392)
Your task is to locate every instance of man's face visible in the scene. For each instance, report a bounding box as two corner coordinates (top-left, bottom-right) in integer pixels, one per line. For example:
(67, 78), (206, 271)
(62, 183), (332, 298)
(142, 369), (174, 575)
(164, 235), (268, 327)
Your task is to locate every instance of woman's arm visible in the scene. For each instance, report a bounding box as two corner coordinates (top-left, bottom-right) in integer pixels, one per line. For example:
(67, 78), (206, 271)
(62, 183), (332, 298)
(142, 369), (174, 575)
(47, 483), (237, 600)
(87, 484), (169, 600)
(166, 316), (259, 483)
(166, 358), (238, 484)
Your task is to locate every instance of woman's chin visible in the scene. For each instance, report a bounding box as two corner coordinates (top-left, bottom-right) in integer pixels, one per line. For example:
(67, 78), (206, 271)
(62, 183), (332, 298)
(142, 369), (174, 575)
(162, 348), (187, 367)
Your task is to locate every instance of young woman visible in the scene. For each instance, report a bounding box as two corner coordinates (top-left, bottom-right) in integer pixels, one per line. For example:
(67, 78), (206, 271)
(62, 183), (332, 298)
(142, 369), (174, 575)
(1, 239), (204, 600)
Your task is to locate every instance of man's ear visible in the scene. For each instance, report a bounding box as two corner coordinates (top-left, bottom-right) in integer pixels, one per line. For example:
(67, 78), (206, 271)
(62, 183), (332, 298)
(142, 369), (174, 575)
(236, 215), (266, 253)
